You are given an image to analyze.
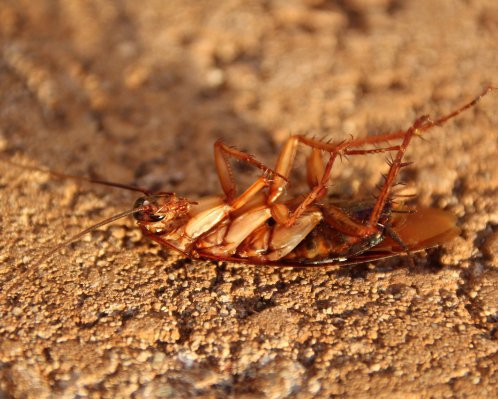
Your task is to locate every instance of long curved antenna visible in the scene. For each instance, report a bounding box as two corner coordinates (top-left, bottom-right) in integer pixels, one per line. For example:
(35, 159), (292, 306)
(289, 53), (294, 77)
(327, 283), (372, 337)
(3, 158), (150, 194)
(37, 206), (148, 265)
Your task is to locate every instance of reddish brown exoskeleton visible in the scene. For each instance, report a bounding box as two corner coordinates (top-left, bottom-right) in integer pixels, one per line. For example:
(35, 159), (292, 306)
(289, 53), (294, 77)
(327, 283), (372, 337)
(31, 86), (495, 266)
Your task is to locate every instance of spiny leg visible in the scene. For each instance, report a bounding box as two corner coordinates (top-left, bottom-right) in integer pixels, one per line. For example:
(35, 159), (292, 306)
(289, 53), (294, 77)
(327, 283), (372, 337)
(269, 134), (404, 204)
(268, 135), (358, 203)
(278, 86), (494, 227)
(306, 145), (404, 186)
(284, 86), (495, 167)
(283, 122), (419, 246)
(366, 84), (493, 231)
(230, 176), (269, 211)
(269, 135), (330, 203)
(268, 135), (349, 225)
(367, 116), (428, 231)
(343, 85), (495, 151)
(268, 134), (401, 226)
(284, 144), (347, 226)
(214, 139), (284, 203)
(286, 144), (403, 226)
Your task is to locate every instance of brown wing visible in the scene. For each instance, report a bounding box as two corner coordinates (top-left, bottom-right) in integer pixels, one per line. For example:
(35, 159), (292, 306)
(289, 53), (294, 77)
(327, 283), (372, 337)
(369, 207), (460, 253)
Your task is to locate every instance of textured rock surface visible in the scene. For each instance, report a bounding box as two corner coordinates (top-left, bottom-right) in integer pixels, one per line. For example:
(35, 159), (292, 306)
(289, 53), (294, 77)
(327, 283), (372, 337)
(1, 1), (497, 398)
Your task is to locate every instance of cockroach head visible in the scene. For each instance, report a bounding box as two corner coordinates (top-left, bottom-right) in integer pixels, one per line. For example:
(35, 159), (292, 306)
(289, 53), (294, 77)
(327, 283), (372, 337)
(133, 193), (192, 225)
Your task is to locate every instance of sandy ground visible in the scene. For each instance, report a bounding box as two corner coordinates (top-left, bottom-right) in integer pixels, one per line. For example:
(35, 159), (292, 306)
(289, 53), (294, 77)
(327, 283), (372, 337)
(1, 1), (498, 398)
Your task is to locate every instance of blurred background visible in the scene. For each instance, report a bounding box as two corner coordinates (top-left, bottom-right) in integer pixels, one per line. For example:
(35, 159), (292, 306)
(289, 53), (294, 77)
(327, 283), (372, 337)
(1, 0), (496, 197)
(1, 1), (497, 398)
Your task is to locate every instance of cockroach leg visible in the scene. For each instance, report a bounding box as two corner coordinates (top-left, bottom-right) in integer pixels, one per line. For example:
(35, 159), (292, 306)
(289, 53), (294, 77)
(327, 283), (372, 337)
(364, 93), (480, 232)
(306, 148), (325, 189)
(382, 224), (411, 253)
(367, 116), (424, 230)
(267, 86), (495, 237)
(324, 86), (495, 237)
(321, 205), (373, 238)
(427, 85), (495, 127)
(230, 176), (270, 211)
(381, 222), (416, 267)
(285, 143), (349, 226)
(268, 135), (351, 203)
(268, 135), (404, 205)
(343, 85), (495, 149)
(344, 145), (401, 156)
(267, 134), (405, 227)
(139, 225), (191, 258)
(214, 139), (284, 202)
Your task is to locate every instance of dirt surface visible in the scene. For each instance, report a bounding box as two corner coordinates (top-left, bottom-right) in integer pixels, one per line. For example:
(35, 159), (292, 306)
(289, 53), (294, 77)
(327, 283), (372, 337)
(1, 1), (498, 398)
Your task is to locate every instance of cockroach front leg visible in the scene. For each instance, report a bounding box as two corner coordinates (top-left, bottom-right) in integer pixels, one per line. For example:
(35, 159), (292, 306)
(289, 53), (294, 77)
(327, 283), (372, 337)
(139, 225), (192, 258)
(213, 139), (285, 203)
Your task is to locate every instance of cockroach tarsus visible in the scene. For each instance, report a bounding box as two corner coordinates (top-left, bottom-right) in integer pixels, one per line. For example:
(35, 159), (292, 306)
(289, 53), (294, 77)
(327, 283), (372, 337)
(17, 86), (495, 267)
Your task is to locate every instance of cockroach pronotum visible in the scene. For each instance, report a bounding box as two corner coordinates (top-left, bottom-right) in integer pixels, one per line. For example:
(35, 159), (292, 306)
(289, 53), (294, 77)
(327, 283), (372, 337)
(10, 86), (495, 267)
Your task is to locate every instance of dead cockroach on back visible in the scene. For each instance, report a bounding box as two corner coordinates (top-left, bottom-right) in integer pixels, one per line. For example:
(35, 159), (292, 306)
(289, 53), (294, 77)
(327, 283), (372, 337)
(9, 86), (495, 267)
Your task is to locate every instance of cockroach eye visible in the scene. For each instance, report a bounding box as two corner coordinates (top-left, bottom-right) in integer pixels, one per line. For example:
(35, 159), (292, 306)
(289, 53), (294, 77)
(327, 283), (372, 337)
(148, 214), (165, 222)
(133, 197), (165, 222)
(133, 197), (148, 209)
(132, 197), (146, 221)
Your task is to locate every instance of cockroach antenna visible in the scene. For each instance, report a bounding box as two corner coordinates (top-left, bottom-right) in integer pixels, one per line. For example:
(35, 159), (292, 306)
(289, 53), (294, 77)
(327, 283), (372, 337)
(0, 158), (155, 265)
(2, 158), (150, 194)
(36, 206), (149, 265)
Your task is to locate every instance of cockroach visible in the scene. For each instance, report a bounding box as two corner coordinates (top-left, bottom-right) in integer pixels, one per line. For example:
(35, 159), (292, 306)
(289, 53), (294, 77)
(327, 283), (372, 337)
(13, 86), (495, 267)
